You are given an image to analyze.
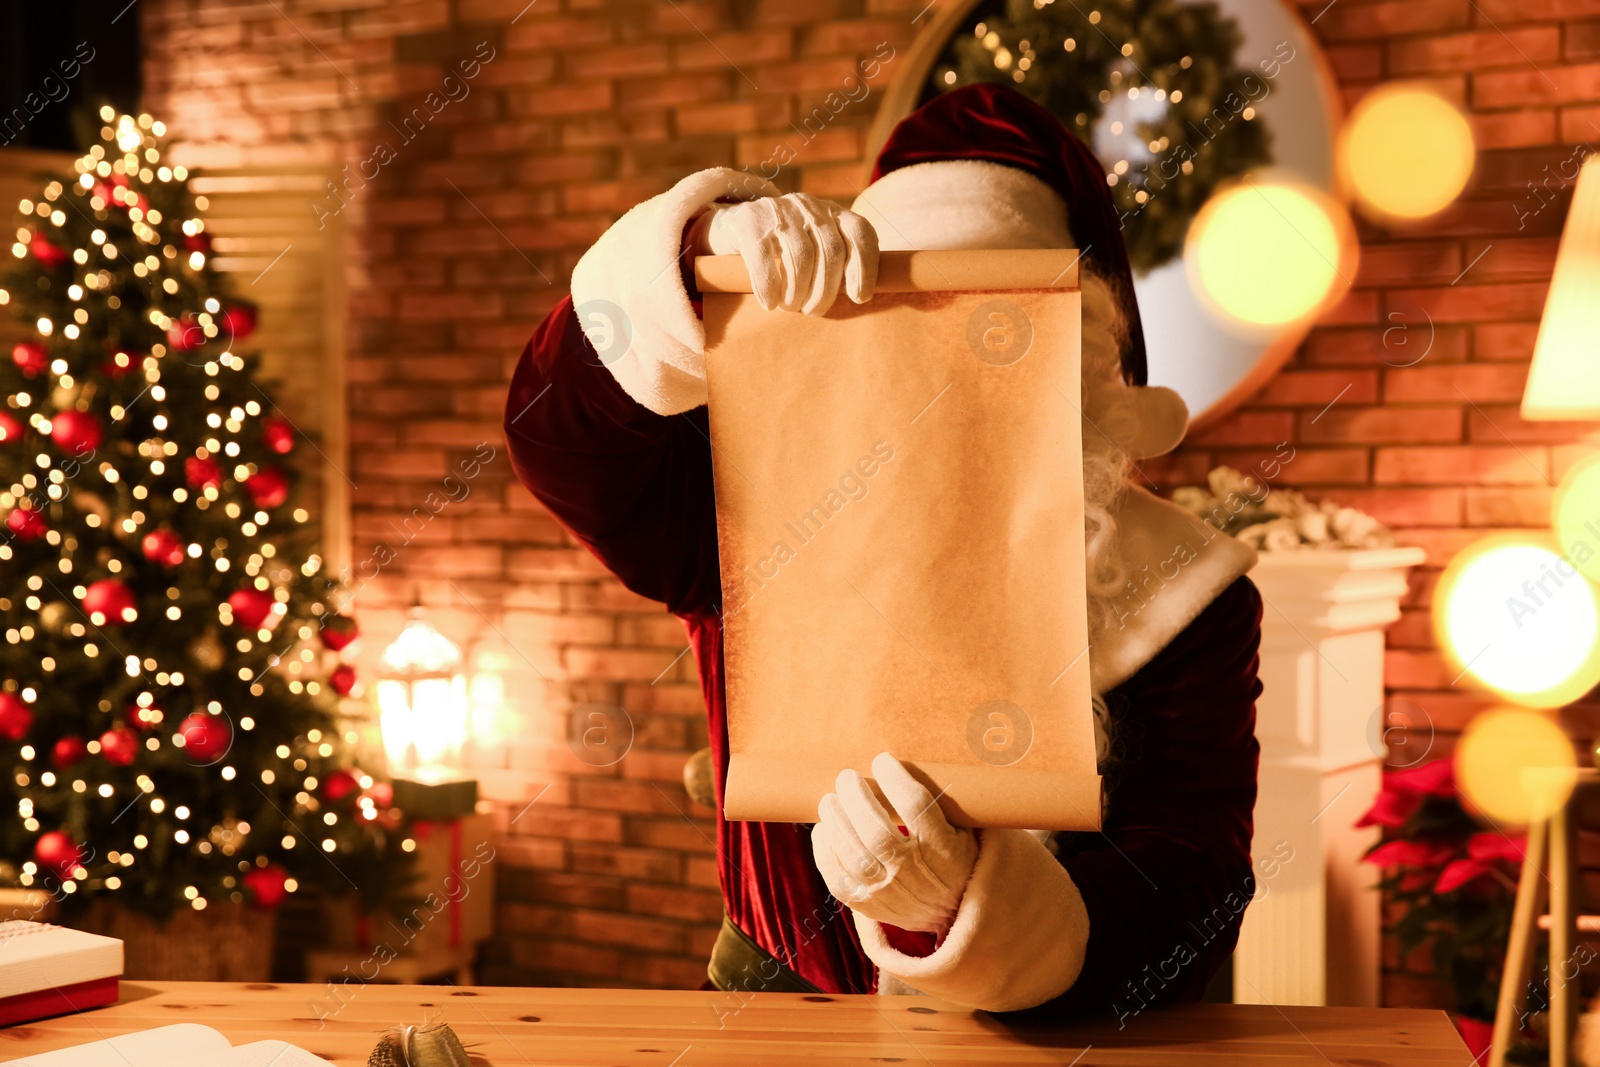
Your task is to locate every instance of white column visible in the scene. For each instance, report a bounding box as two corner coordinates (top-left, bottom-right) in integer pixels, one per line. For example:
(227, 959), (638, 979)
(1233, 547), (1426, 1007)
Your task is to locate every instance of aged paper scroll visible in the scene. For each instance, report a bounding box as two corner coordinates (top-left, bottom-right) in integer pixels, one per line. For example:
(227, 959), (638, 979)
(699, 250), (1100, 831)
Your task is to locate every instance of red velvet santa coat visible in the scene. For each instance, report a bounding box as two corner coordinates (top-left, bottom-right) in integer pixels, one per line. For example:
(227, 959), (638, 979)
(503, 299), (1262, 1017)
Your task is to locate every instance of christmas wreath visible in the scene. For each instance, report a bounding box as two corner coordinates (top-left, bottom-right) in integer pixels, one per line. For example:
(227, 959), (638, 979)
(932, 0), (1276, 272)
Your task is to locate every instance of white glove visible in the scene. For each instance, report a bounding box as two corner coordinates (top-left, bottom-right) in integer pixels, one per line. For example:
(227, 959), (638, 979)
(687, 193), (878, 316)
(812, 752), (978, 935)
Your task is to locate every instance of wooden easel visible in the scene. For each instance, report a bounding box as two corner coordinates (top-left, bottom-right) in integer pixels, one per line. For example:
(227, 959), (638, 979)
(1490, 770), (1597, 1067)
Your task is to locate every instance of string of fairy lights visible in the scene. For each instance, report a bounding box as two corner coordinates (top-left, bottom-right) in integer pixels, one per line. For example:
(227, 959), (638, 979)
(0, 109), (406, 915)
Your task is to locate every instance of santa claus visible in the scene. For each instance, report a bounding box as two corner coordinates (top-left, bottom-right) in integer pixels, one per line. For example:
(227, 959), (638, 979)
(504, 84), (1260, 1017)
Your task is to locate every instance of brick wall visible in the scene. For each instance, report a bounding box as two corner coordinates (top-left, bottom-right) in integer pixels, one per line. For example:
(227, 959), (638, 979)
(141, 0), (1600, 1000)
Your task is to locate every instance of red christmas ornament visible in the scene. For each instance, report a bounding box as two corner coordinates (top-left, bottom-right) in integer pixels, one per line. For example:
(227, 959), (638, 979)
(261, 416), (294, 455)
(364, 781), (394, 809)
(329, 664), (357, 696)
(48, 410), (102, 455)
(228, 587), (275, 629)
(0, 411), (24, 444)
(34, 831), (81, 877)
(51, 736), (87, 768)
(322, 768), (362, 803)
(98, 726), (139, 766)
(321, 615), (359, 652)
(183, 231), (213, 255)
(0, 692), (33, 741)
(6, 505), (47, 541)
(185, 456), (222, 490)
(178, 712), (231, 763)
(166, 315), (206, 352)
(82, 579), (138, 625)
(11, 341), (47, 375)
(221, 304), (258, 340)
(245, 466), (289, 509)
(141, 528), (186, 568)
(29, 234), (67, 271)
(242, 864), (290, 909)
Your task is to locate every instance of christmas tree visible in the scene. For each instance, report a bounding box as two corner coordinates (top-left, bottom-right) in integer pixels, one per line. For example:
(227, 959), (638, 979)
(0, 109), (404, 921)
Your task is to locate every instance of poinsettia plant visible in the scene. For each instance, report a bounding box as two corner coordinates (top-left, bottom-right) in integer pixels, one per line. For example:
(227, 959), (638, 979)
(1360, 759), (1525, 1023)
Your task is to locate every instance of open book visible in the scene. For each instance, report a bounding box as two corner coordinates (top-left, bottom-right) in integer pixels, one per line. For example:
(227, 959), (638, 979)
(1, 1023), (332, 1066)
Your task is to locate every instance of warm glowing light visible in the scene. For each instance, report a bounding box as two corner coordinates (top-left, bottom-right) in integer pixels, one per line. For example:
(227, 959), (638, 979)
(377, 611), (468, 775)
(1522, 156), (1600, 420)
(1456, 708), (1577, 825)
(1340, 85), (1474, 221)
(1186, 179), (1354, 330)
(1433, 534), (1600, 707)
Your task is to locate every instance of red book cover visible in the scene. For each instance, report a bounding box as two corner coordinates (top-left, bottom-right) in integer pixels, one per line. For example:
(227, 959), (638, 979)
(0, 922), (122, 1026)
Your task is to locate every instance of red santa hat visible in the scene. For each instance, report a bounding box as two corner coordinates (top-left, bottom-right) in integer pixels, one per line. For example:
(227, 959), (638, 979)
(851, 84), (1187, 458)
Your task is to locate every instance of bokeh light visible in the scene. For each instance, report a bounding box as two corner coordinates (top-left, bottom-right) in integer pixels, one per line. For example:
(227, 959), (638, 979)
(1455, 707), (1577, 825)
(1555, 454), (1600, 583)
(1434, 535), (1600, 708)
(1340, 85), (1476, 221)
(1186, 179), (1354, 330)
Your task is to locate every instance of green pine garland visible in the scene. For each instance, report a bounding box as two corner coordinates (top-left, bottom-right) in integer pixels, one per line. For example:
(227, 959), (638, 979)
(0, 110), (411, 922)
(935, 0), (1275, 272)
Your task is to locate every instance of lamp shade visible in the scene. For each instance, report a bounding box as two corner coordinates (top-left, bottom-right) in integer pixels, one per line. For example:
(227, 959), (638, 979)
(1523, 156), (1600, 421)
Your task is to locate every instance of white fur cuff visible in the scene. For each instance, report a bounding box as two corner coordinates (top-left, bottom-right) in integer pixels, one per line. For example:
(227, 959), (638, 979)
(856, 828), (1090, 1012)
(570, 167), (779, 415)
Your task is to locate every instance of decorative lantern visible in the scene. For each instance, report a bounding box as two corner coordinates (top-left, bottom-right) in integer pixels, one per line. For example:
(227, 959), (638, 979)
(376, 607), (476, 819)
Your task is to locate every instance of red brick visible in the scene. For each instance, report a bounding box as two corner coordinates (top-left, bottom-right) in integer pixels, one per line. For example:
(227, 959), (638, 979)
(1299, 406), (1463, 445)
(1473, 109), (1558, 149)
(625, 884), (724, 922)
(1475, 63), (1600, 107)
(1383, 363), (1531, 403)
(1212, 447), (1371, 485)
(1389, 27), (1559, 74)
(1186, 412), (1296, 447)
(1253, 370), (1380, 407)
(1373, 445), (1550, 485)
(1315, 0), (1471, 41)
(1301, 324), (1469, 367)
(1465, 485), (1556, 525)
(673, 30), (794, 70)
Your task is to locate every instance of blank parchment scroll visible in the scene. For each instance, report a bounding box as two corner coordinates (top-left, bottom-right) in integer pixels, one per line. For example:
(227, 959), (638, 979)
(698, 249), (1101, 831)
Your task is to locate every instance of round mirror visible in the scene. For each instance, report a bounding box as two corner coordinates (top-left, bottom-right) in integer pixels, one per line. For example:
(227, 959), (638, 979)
(864, 0), (1344, 430)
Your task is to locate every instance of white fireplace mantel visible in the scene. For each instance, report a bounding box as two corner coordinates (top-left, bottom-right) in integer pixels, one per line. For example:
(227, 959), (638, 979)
(1233, 546), (1427, 1008)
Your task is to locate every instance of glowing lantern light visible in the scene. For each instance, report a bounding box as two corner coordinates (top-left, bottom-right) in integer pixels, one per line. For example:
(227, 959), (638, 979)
(1340, 85), (1475, 222)
(1185, 179), (1354, 331)
(1433, 534), (1600, 708)
(1554, 454), (1600, 583)
(376, 609), (468, 777)
(1455, 707), (1578, 825)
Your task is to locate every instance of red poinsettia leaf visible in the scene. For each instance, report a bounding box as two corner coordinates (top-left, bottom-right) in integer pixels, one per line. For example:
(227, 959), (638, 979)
(1467, 832), (1526, 865)
(1364, 838), (1453, 868)
(1386, 759), (1455, 796)
(1357, 788), (1424, 829)
(1435, 858), (1494, 894)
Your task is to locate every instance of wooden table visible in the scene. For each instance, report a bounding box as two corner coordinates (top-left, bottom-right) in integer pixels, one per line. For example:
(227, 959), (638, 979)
(0, 982), (1470, 1065)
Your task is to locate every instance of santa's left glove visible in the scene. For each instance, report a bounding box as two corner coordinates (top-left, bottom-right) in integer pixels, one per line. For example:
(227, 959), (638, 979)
(811, 752), (977, 936)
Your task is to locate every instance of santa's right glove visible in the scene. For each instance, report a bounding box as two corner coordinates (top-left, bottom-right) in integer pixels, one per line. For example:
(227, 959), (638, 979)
(569, 169), (879, 417)
(686, 193), (878, 316)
